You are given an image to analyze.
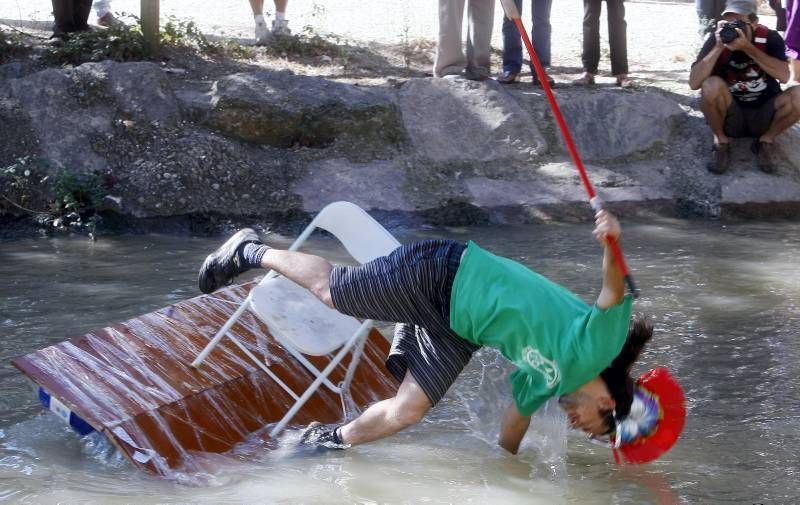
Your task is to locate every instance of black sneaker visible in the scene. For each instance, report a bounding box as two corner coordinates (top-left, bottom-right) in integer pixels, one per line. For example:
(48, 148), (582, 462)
(198, 228), (260, 294)
(531, 71), (556, 88)
(299, 422), (348, 450)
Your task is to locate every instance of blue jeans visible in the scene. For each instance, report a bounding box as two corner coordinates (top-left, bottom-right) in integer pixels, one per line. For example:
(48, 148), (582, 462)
(501, 0), (553, 73)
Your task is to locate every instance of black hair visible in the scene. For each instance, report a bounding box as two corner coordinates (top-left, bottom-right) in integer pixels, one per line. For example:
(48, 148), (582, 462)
(599, 313), (654, 423)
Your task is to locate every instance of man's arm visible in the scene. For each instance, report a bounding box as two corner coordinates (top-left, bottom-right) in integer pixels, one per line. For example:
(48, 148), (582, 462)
(689, 29), (725, 89)
(728, 28), (791, 83)
(499, 403), (531, 454)
(594, 210), (625, 310)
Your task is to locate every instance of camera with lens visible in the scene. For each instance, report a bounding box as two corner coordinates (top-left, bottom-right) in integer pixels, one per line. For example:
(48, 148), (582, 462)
(719, 19), (748, 44)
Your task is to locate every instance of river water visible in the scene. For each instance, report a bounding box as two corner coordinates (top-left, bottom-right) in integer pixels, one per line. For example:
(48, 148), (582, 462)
(1, 219), (798, 504)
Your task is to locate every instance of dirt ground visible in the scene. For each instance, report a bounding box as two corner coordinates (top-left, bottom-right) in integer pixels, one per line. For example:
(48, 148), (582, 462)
(0, 1), (783, 96)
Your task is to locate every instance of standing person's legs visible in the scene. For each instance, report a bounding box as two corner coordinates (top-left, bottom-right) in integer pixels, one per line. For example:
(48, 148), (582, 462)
(94, 0), (119, 26)
(500, 0), (524, 79)
(786, 0), (800, 81)
(576, 0), (601, 84)
(94, 0), (110, 18)
(606, 0), (630, 85)
(248, 0), (264, 15)
(465, 0), (495, 80)
(531, 0), (552, 68)
(52, 0), (75, 36)
(73, 0), (92, 31)
(435, 0), (467, 77)
(272, 0), (291, 35)
(696, 0), (721, 39)
(248, 0), (270, 43)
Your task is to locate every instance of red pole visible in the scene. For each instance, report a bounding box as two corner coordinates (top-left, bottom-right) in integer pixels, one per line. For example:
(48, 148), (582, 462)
(499, 0), (639, 297)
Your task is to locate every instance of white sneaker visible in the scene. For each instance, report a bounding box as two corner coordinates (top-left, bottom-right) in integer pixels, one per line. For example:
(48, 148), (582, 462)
(271, 18), (291, 36)
(254, 20), (270, 44)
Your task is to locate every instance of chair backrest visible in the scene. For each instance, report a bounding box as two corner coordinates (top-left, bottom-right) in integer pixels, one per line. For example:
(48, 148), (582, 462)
(251, 202), (400, 355)
(308, 201), (401, 264)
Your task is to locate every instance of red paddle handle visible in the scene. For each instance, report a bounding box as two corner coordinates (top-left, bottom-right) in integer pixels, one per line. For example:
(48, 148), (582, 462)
(500, 0), (639, 297)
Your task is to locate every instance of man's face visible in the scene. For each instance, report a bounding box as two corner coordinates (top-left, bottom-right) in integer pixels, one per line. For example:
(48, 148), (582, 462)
(558, 380), (616, 436)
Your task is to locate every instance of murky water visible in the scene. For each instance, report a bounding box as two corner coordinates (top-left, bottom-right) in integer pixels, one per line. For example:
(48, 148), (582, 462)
(1, 219), (798, 504)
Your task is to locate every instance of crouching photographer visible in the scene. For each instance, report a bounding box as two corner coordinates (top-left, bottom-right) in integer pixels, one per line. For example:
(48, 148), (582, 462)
(689, 0), (800, 174)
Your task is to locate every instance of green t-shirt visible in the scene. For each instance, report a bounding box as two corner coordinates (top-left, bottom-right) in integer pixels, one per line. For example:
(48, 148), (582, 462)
(449, 241), (634, 416)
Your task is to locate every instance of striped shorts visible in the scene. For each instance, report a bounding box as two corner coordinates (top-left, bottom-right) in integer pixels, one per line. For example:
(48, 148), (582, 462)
(329, 239), (480, 406)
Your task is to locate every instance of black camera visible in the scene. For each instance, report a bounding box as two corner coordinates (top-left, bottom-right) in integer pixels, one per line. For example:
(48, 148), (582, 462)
(719, 19), (748, 44)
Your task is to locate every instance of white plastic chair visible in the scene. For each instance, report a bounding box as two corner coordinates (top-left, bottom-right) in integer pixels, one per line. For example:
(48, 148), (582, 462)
(191, 201), (401, 437)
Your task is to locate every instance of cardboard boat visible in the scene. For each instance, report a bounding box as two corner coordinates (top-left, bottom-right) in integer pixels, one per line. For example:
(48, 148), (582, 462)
(11, 280), (398, 476)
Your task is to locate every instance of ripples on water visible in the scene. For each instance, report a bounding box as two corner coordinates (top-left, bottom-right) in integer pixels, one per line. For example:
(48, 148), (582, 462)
(0, 220), (798, 504)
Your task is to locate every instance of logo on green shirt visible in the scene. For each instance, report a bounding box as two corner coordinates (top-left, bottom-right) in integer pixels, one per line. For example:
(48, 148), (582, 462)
(522, 346), (561, 389)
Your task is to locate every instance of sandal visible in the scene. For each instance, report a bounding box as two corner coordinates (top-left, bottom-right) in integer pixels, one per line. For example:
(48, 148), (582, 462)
(572, 73), (595, 86)
(616, 75), (634, 88)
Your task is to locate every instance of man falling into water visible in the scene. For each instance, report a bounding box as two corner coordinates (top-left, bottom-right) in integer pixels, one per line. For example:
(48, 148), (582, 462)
(198, 210), (673, 457)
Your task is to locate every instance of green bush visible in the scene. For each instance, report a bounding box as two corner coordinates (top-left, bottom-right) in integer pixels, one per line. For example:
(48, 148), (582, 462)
(265, 26), (344, 59)
(161, 16), (253, 59)
(43, 23), (150, 65)
(1, 157), (110, 237)
(42, 16), (253, 66)
(0, 28), (29, 63)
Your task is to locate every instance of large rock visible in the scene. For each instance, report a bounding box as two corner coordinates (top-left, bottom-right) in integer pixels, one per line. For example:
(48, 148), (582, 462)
(0, 61), (180, 172)
(721, 170), (800, 218)
(292, 159), (414, 213)
(105, 130), (297, 218)
(558, 89), (685, 161)
(398, 78), (547, 164)
(205, 72), (403, 151)
(461, 161), (675, 222)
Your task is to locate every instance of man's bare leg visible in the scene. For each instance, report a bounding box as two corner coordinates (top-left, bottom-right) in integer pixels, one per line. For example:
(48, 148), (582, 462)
(790, 58), (800, 85)
(339, 370), (433, 446)
(271, 0), (290, 34)
(759, 87), (800, 143)
(249, 0), (269, 43)
(248, 0), (264, 14)
(259, 249), (335, 308)
(699, 76), (733, 145)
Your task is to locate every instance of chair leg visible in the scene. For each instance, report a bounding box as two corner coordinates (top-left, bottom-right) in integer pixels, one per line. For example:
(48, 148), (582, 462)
(268, 324), (370, 438)
(191, 298), (251, 367)
(280, 341), (342, 393)
(340, 322), (371, 393)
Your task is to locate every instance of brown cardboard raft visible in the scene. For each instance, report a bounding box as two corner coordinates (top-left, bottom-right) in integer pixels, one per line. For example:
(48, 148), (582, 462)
(12, 281), (398, 476)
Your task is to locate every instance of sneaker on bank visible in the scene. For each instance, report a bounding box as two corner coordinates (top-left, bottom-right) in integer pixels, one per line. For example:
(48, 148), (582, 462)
(198, 228), (261, 294)
(271, 18), (291, 36)
(255, 20), (270, 44)
(97, 12), (121, 27)
(531, 71), (556, 87)
(496, 70), (519, 84)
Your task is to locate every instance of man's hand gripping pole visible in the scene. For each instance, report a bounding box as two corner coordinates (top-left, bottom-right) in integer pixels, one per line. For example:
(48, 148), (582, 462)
(498, 0), (639, 298)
